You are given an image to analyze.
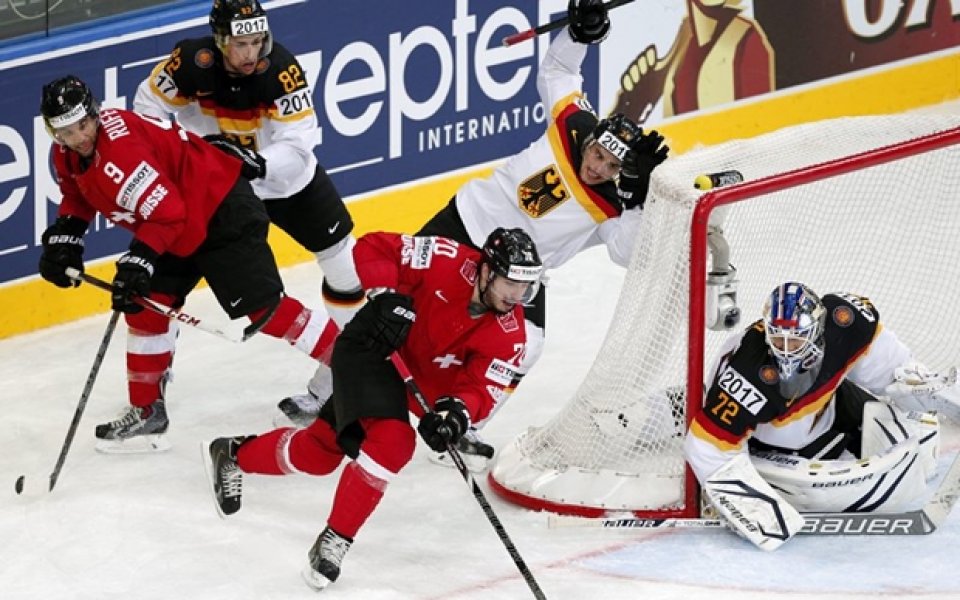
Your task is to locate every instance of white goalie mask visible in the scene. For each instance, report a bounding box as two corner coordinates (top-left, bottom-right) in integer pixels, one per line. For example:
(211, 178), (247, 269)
(762, 282), (826, 379)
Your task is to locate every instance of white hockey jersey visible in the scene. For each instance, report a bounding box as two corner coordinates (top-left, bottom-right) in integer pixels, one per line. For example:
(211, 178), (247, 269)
(133, 38), (319, 201)
(455, 28), (642, 271)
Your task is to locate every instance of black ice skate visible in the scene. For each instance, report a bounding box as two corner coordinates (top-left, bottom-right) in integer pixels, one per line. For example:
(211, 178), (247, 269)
(203, 436), (248, 518)
(302, 526), (353, 591)
(94, 398), (170, 453)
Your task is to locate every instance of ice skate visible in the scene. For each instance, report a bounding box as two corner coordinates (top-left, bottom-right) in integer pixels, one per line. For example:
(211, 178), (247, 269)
(202, 436), (248, 518)
(275, 362), (332, 427)
(302, 525), (353, 591)
(94, 398), (170, 453)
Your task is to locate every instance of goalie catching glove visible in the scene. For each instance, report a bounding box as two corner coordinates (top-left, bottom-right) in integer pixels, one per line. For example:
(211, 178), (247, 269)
(204, 134), (267, 180)
(885, 361), (960, 423)
(39, 215), (88, 288)
(418, 396), (470, 452)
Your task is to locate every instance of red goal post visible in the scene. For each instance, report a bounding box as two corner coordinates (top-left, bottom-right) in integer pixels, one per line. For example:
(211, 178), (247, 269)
(489, 114), (960, 519)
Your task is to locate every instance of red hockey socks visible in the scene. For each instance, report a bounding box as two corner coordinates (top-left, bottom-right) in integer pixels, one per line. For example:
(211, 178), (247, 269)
(326, 418), (417, 538)
(236, 421), (345, 476)
(125, 293), (178, 407)
(327, 461), (387, 539)
(251, 296), (339, 361)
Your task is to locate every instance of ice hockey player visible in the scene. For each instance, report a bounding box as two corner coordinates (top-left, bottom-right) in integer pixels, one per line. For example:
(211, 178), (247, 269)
(38, 75), (344, 452)
(204, 227), (542, 590)
(133, 0), (364, 424)
(275, 0), (672, 466)
(685, 281), (957, 550)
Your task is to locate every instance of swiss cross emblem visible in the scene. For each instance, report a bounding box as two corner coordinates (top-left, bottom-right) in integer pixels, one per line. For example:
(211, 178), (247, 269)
(433, 354), (463, 369)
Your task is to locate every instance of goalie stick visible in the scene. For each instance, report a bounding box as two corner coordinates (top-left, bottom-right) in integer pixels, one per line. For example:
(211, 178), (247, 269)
(502, 0), (637, 46)
(66, 268), (257, 343)
(548, 450), (960, 536)
(389, 353), (548, 600)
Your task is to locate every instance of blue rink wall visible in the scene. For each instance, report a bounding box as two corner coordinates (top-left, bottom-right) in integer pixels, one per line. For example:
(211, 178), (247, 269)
(1, 0), (959, 338)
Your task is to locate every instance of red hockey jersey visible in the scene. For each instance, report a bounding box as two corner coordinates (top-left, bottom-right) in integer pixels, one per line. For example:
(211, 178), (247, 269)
(52, 108), (242, 256)
(354, 232), (528, 423)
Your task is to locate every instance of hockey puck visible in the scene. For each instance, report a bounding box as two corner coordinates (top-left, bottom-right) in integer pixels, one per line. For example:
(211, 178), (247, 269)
(14, 475), (24, 495)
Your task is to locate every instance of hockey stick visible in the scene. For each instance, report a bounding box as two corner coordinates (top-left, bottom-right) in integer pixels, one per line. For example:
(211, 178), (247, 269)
(389, 353), (548, 600)
(548, 450), (960, 536)
(502, 0), (637, 46)
(66, 268), (255, 343)
(15, 310), (121, 495)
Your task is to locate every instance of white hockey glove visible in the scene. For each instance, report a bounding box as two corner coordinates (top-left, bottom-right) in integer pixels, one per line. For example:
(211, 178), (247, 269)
(885, 362), (960, 423)
(703, 453), (804, 551)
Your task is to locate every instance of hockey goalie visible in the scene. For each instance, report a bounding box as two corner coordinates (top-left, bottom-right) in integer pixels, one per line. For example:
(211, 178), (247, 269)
(684, 281), (959, 550)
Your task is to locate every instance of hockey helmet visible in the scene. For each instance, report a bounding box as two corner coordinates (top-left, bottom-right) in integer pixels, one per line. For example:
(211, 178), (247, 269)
(40, 75), (100, 138)
(585, 113), (642, 162)
(762, 282), (827, 379)
(209, 0), (272, 56)
(481, 227), (543, 304)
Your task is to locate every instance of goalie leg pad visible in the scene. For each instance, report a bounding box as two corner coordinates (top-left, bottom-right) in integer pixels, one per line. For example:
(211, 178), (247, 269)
(704, 453), (805, 551)
(751, 404), (938, 514)
(861, 400), (939, 480)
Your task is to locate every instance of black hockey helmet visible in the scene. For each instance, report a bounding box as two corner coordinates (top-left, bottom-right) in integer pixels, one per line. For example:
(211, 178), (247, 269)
(482, 227), (543, 282)
(584, 112), (642, 162)
(209, 0), (272, 56)
(40, 75), (100, 137)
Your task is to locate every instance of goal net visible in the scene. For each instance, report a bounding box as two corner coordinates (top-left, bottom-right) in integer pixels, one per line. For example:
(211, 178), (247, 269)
(489, 113), (960, 518)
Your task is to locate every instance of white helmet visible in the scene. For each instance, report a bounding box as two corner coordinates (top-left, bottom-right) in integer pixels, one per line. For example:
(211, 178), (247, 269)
(762, 282), (826, 379)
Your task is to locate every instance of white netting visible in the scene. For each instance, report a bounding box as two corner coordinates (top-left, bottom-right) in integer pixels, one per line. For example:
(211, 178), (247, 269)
(490, 114), (960, 516)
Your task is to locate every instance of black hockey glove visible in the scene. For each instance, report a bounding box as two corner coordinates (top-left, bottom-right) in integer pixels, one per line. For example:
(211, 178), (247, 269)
(568, 0), (610, 45)
(112, 241), (159, 314)
(617, 129), (669, 211)
(39, 216), (88, 288)
(204, 134), (267, 180)
(342, 291), (416, 356)
(418, 396), (470, 453)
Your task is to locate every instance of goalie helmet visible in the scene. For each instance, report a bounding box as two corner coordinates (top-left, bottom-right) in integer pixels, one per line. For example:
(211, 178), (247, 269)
(209, 0), (272, 57)
(481, 227), (543, 303)
(40, 75), (100, 137)
(762, 282), (827, 379)
(584, 112), (642, 162)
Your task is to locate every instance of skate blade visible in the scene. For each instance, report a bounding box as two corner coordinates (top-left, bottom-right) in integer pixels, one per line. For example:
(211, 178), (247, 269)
(272, 410), (316, 429)
(301, 565), (333, 591)
(95, 434), (171, 454)
(200, 440), (242, 519)
(427, 451), (490, 473)
(200, 440), (229, 519)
